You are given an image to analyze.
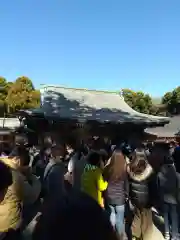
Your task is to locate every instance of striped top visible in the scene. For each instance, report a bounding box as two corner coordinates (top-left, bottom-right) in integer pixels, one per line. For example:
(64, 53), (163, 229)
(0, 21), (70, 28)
(106, 178), (128, 205)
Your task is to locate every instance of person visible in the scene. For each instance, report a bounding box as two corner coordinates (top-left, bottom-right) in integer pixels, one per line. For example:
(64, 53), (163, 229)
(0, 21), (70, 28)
(10, 146), (41, 207)
(169, 141), (176, 157)
(64, 140), (77, 170)
(0, 161), (12, 201)
(81, 151), (108, 207)
(127, 150), (164, 240)
(103, 150), (128, 239)
(43, 143), (66, 200)
(31, 146), (52, 180)
(66, 144), (89, 191)
(0, 157), (23, 239)
(99, 149), (109, 165)
(120, 142), (133, 164)
(32, 191), (120, 240)
(1, 146), (41, 232)
(0, 161), (15, 239)
(158, 155), (179, 240)
(65, 145), (80, 187)
(173, 142), (180, 173)
(65, 143), (76, 161)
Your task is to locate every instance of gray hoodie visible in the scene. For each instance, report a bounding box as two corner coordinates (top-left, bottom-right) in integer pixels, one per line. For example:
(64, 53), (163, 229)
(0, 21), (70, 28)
(158, 163), (178, 204)
(68, 153), (87, 191)
(43, 158), (66, 199)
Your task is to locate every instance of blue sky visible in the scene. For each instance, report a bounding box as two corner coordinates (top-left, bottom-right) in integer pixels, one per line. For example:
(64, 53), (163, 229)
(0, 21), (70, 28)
(0, 0), (180, 97)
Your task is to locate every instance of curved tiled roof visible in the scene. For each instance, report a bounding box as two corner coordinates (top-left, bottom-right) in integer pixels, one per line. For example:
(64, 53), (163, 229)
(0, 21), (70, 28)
(29, 85), (170, 126)
(145, 116), (180, 137)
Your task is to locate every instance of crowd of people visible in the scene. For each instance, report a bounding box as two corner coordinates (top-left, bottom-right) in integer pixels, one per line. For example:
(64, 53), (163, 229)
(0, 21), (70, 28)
(0, 136), (180, 240)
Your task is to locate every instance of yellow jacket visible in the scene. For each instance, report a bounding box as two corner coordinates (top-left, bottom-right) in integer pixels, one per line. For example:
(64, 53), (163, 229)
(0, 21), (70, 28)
(81, 164), (108, 207)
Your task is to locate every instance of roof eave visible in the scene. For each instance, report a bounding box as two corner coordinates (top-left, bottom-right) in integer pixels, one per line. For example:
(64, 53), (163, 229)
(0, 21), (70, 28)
(17, 109), (169, 127)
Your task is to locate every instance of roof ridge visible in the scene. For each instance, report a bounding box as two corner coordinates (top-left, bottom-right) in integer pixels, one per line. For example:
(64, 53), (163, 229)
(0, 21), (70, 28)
(40, 84), (120, 94)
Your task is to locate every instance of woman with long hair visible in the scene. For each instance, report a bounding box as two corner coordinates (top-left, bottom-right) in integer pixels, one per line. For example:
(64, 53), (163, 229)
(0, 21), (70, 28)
(103, 150), (128, 239)
(127, 150), (164, 240)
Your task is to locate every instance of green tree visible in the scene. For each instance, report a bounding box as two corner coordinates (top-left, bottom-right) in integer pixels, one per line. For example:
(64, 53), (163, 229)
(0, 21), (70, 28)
(122, 89), (154, 114)
(15, 76), (35, 91)
(6, 76), (40, 113)
(0, 77), (11, 102)
(162, 86), (180, 114)
(122, 89), (136, 108)
(0, 77), (11, 116)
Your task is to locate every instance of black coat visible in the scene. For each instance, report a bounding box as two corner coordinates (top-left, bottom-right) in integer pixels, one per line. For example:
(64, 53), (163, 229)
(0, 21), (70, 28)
(173, 147), (180, 173)
(128, 164), (155, 209)
(158, 164), (179, 204)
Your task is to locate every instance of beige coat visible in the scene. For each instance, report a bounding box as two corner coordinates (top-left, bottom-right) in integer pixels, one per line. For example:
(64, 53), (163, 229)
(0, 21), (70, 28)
(0, 157), (41, 232)
(131, 207), (164, 240)
(128, 163), (164, 240)
(0, 157), (23, 232)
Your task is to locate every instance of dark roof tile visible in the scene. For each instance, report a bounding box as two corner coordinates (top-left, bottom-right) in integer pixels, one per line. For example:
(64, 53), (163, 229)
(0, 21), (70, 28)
(26, 85), (170, 126)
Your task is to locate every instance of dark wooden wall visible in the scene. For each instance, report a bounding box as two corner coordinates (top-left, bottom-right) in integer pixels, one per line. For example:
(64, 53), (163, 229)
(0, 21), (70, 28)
(24, 116), (147, 146)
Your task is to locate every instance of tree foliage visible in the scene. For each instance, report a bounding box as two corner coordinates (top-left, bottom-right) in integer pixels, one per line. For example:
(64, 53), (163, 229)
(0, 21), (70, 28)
(6, 76), (40, 113)
(0, 74), (178, 118)
(0, 76), (40, 116)
(122, 86), (180, 116)
(0, 77), (10, 116)
(122, 88), (159, 115)
(162, 86), (180, 114)
(0, 77), (9, 105)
